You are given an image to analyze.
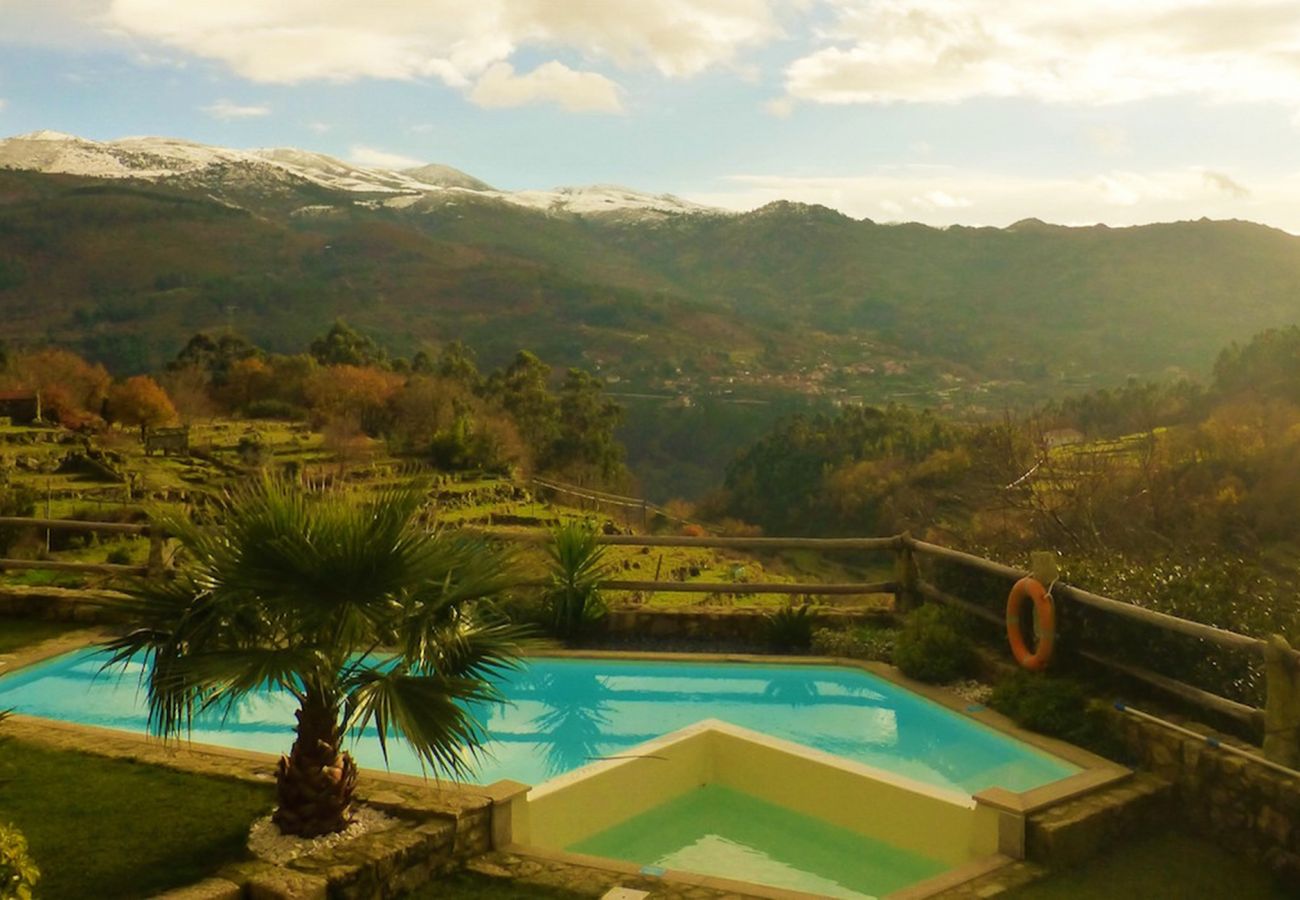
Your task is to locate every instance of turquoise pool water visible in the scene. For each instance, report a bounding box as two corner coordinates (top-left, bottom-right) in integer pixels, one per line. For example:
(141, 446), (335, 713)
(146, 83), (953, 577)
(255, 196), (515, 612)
(0, 651), (1076, 792)
(570, 784), (947, 899)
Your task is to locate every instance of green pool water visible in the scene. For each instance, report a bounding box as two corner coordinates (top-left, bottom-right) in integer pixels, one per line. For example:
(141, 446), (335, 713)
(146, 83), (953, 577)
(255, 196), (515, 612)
(568, 785), (949, 899)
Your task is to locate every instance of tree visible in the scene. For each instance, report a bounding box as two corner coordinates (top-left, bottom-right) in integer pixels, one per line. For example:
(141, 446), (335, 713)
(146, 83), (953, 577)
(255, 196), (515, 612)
(303, 365), (403, 435)
(489, 351), (559, 457)
(104, 478), (526, 837)
(553, 369), (626, 485)
(6, 348), (111, 427)
(436, 340), (482, 390)
(108, 376), (179, 429)
(310, 320), (387, 368)
(169, 332), (262, 386)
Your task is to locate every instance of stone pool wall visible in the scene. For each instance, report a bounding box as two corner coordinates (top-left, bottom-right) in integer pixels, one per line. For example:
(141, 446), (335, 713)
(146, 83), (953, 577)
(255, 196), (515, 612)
(0, 585), (130, 623)
(1105, 707), (1300, 880)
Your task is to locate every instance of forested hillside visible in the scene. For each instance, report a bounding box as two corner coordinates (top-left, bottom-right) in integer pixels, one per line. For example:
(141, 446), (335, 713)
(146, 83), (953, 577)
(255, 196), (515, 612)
(8, 167), (1300, 497)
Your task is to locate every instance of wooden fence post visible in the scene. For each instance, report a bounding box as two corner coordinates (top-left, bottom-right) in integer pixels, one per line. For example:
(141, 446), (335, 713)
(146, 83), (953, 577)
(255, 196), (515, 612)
(1263, 634), (1300, 768)
(1030, 550), (1059, 588)
(894, 533), (920, 613)
(146, 531), (165, 579)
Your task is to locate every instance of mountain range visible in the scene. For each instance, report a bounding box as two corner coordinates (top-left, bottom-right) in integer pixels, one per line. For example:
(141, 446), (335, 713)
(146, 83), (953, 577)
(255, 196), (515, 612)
(3, 129), (1300, 414)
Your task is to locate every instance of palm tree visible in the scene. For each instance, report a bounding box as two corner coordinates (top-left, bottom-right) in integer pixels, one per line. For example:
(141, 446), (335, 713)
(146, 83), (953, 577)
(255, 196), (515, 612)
(104, 477), (526, 838)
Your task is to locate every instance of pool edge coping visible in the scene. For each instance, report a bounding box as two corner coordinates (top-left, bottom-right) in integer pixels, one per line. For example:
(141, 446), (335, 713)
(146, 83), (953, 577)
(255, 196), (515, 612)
(0, 631), (1130, 894)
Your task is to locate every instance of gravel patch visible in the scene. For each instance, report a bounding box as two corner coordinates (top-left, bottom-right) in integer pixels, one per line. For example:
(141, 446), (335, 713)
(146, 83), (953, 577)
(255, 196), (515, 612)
(248, 805), (396, 865)
(950, 679), (994, 705)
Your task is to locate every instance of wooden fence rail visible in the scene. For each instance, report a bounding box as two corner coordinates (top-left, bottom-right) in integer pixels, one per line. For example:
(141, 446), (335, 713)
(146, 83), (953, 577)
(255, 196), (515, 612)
(2, 514), (1296, 751)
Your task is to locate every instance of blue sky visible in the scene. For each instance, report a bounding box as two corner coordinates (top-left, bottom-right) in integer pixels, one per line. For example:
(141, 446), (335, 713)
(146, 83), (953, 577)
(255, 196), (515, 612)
(4, 1), (1300, 229)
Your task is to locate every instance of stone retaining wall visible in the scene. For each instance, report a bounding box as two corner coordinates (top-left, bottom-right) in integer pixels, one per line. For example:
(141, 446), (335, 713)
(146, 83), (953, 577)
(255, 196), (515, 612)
(599, 606), (893, 645)
(0, 586), (130, 623)
(1104, 707), (1300, 880)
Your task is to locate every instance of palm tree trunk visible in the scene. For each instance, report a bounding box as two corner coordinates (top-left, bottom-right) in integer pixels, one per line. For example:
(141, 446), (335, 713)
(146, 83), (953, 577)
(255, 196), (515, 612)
(272, 686), (358, 837)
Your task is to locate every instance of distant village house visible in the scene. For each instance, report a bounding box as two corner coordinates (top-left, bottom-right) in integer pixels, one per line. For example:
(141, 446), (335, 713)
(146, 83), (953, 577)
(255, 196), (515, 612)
(1042, 428), (1085, 449)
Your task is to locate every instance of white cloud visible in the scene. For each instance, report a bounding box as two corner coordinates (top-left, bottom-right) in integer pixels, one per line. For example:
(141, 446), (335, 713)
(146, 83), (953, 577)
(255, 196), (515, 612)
(1202, 169), (1250, 197)
(201, 98), (270, 120)
(785, 1), (1300, 109)
(914, 189), (971, 209)
(687, 165), (1275, 228)
(409, 124), (435, 134)
(349, 146), (425, 170)
(765, 97), (795, 117)
(307, 121), (331, 134)
(0, 98), (7, 113)
(1086, 124), (1130, 157)
(469, 62), (623, 114)
(101, 0), (780, 86)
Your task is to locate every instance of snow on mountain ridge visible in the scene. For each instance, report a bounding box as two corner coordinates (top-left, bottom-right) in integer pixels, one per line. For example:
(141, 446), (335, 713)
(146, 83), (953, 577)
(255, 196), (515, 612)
(0, 131), (719, 217)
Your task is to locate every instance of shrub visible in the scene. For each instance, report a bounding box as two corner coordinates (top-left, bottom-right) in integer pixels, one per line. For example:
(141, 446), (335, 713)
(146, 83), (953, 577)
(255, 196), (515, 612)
(811, 624), (897, 661)
(893, 604), (978, 683)
(244, 399), (306, 421)
(0, 487), (37, 557)
(988, 671), (1118, 757)
(543, 523), (611, 641)
(0, 823), (38, 900)
(490, 591), (547, 629)
(762, 600), (814, 651)
(105, 546), (133, 566)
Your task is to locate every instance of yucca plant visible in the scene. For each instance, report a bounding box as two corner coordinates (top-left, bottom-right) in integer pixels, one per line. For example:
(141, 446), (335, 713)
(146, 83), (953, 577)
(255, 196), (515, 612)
(543, 522), (612, 641)
(103, 477), (526, 838)
(762, 598), (815, 651)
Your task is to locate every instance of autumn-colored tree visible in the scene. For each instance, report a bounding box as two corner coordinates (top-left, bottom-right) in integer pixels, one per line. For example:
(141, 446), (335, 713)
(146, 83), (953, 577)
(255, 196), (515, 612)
(5, 348), (111, 427)
(304, 365), (403, 435)
(159, 365), (219, 421)
(108, 375), (180, 429)
(218, 356), (277, 412)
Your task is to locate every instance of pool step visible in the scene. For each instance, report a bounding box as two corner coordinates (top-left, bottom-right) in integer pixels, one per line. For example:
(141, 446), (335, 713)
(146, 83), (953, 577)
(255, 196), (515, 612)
(1026, 771), (1175, 868)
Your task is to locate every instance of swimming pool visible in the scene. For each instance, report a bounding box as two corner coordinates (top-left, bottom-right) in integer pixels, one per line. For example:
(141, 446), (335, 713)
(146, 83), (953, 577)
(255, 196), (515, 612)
(0, 650), (1076, 793)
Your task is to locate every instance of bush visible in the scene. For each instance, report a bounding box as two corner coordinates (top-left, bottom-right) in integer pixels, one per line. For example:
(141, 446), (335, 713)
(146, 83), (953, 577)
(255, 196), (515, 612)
(244, 399), (306, 421)
(988, 671), (1118, 756)
(489, 591), (547, 629)
(762, 600), (814, 651)
(105, 546), (133, 566)
(0, 822), (38, 900)
(0, 487), (37, 557)
(893, 604), (978, 683)
(811, 623), (897, 661)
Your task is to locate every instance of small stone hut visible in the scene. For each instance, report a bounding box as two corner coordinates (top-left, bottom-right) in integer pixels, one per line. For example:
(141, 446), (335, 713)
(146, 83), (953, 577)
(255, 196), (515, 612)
(0, 391), (40, 425)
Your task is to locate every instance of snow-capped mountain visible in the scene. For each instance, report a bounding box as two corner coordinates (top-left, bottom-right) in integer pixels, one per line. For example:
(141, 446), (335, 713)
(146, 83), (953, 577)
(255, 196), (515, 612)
(0, 130), (717, 218)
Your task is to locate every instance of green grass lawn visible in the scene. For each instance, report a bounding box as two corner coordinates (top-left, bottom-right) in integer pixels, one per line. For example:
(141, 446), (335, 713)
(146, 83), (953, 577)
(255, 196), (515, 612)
(0, 740), (273, 899)
(0, 618), (83, 653)
(1006, 830), (1288, 899)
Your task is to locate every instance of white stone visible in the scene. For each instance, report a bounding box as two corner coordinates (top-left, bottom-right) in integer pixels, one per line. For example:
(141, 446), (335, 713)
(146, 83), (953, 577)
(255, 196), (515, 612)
(247, 805), (395, 865)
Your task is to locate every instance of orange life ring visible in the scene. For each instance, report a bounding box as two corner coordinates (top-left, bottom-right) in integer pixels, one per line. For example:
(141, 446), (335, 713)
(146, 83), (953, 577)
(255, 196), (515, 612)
(1006, 577), (1055, 671)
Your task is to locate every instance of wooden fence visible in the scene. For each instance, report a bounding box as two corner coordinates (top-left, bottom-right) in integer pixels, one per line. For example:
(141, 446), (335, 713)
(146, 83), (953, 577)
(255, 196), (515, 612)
(0, 516), (163, 578)
(2, 516), (1297, 758)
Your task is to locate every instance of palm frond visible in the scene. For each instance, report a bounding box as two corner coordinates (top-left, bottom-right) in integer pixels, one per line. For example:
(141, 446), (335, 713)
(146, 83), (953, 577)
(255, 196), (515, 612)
(342, 668), (497, 778)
